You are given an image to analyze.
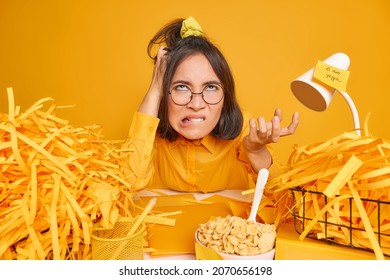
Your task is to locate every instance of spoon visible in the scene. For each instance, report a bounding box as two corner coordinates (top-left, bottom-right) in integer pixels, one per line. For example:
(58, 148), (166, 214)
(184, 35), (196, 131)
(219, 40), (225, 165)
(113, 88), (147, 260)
(247, 168), (269, 222)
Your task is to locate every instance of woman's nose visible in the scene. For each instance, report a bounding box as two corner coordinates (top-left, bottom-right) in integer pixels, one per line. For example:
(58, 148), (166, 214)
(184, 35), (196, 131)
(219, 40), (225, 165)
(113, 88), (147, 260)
(187, 93), (206, 109)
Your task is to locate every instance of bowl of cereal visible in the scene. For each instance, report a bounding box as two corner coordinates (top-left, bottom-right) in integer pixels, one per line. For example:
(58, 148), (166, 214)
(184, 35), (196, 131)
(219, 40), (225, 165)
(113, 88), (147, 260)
(195, 215), (276, 260)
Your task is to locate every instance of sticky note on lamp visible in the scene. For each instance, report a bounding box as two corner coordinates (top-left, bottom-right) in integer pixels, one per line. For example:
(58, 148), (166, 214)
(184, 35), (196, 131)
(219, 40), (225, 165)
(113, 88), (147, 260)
(313, 60), (350, 91)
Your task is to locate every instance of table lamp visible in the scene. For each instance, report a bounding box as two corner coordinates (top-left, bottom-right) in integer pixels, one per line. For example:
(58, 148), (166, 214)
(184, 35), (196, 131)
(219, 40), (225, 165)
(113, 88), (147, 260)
(290, 52), (361, 135)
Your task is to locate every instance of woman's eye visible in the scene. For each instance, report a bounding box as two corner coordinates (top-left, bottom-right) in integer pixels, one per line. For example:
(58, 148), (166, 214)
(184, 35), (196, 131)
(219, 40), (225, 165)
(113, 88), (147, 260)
(175, 85), (189, 91)
(205, 85), (217, 91)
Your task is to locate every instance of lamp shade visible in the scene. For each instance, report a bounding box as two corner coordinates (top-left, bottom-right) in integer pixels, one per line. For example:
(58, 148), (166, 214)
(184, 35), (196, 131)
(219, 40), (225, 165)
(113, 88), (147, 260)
(290, 53), (350, 112)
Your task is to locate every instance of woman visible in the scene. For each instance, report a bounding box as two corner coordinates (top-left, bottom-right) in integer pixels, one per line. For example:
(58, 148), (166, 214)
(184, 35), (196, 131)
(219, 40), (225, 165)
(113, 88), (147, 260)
(121, 17), (299, 193)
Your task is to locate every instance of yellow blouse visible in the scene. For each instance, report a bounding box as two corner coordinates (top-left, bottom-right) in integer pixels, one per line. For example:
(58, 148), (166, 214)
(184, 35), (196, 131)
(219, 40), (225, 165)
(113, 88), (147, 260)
(121, 111), (271, 193)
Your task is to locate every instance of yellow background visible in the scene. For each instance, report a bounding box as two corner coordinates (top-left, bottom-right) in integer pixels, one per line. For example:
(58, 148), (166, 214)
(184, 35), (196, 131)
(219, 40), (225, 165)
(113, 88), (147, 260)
(1, 0), (389, 163)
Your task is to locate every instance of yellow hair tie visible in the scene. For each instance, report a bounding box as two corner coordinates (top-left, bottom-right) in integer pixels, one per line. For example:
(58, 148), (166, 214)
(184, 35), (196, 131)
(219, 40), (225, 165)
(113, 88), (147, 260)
(180, 16), (203, 38)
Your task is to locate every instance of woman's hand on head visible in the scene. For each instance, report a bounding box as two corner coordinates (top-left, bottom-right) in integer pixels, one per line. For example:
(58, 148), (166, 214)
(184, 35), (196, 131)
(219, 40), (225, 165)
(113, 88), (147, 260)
(138, 46), (168, 116)
(149, 46), (168, 97)
(243, 109), (299, 153)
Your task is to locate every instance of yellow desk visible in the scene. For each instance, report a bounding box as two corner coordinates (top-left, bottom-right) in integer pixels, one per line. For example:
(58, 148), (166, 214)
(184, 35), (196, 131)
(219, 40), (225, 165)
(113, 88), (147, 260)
(275, 222), (385, 260)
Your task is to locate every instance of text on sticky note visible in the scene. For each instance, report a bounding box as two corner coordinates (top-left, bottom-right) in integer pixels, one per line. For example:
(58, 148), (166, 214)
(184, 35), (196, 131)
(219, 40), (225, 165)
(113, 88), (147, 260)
(313, 60), (350, 91)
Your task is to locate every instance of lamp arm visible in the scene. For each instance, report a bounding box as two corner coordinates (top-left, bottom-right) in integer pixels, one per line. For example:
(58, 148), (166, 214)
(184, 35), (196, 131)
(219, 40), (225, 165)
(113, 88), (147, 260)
(337, 89), (361, 136)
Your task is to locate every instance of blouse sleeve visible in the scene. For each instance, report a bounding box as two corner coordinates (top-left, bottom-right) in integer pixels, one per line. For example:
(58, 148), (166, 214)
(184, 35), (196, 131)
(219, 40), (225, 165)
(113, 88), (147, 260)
(120, 112), (159, 190)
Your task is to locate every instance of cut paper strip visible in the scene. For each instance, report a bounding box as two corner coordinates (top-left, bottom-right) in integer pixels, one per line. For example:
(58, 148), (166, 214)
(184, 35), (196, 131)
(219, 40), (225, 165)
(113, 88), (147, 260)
(323, 155), (363, 198)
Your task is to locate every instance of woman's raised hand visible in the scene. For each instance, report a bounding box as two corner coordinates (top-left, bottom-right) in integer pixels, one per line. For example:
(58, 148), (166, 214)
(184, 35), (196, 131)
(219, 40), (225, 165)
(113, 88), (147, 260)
(138, 46), (168, 116)
(149, 46), (168, 97)
(242, 109), (299, 171)
(244, 109), (299, 151)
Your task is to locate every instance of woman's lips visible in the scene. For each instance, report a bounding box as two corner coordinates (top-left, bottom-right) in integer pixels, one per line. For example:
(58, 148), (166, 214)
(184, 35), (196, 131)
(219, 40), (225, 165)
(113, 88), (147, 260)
(181, 117), (205, 127)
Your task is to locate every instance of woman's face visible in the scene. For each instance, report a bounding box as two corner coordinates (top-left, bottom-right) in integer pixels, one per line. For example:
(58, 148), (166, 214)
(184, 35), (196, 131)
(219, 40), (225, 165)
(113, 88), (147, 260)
(168, 53), (224, 140)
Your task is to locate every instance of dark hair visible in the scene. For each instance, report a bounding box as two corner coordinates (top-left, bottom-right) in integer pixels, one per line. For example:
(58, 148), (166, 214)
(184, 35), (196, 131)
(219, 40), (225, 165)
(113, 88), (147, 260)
(147, 18), (243, 141)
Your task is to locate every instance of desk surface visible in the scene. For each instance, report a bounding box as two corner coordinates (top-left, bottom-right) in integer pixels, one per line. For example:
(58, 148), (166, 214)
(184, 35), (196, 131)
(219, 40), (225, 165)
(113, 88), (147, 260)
(275, 222), (384, 260)
(139, 189), (385, 260)
(145, 223), (383, 260)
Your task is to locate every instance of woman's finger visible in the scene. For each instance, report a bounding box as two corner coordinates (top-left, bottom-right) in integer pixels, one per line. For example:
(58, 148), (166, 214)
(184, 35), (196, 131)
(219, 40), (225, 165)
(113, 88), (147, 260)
(270, 115), (281, 142)
(274, 108), (283, 122)
(280, 112), (299, 136)
(257, 117), (267, 140)
(248, 118), (260, 142)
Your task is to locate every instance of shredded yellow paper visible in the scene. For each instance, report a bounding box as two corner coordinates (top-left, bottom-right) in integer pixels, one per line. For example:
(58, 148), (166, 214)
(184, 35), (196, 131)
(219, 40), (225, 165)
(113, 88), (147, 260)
(0, 88), (137, 259)
(265, 121), (390, 259)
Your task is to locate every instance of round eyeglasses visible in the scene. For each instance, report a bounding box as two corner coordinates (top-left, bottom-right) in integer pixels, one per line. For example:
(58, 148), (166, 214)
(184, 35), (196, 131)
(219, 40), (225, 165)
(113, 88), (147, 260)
(169, 84), (224, 106)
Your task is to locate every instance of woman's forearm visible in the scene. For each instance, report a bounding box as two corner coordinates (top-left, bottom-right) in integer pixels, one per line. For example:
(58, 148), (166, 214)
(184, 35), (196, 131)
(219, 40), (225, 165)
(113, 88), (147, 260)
(138, 90), (162, 117)
(245, 144), (273, 173)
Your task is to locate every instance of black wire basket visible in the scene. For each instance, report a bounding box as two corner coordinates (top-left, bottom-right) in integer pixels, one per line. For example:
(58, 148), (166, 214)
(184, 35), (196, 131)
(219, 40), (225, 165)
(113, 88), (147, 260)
(290, 187), (390, 257)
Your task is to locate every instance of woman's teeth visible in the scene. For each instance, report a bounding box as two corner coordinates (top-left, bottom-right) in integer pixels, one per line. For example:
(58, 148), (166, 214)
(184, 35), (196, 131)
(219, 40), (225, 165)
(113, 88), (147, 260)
(189, 118), (204, 122)
(183, 117), (204, 123)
